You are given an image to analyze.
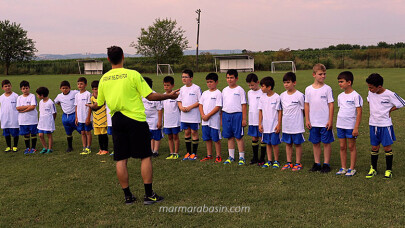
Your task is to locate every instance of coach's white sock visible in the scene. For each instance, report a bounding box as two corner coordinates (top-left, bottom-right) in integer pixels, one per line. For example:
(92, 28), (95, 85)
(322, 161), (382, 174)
(228, 149), (235, 159)
(239, 152), (245, 159)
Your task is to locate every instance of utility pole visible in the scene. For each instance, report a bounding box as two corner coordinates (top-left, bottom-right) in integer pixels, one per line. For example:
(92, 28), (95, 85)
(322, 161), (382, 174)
(196, 9), (201, 72)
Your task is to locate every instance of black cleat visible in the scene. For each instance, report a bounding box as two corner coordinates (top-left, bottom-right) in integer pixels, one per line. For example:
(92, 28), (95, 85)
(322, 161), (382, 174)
(250, 159), (258, 165)
(66, 147), (73, 152)
(125, 195), (137, 205)
(152, 152), (159, 157)
(320, 164), (331, 173)
(309, 163), (322, 172)
(144, 192), (164, 205)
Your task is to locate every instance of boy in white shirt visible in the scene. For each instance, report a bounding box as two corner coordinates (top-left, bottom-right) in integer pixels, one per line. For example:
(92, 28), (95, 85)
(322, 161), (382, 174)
(246, 73), (266, 165)
(199, 73), (222, 163)
(36, 87), (57, 154)
(74, 77), (92, 155)
(162, 76), (181, 159)
(280, 72), (306, 171)
(16, 80), (38, 154)
(305, 64), (334, 173)
(54, 81), (79, 152)
(143, 77), (163, 157)
(0, 80), (19, 152)
(365, 73), (405, 179)
(335, 71), (363, 176)
(177, 69), (201, 161)
(222, 69), (247, 165)
(258, 77), (282, 168)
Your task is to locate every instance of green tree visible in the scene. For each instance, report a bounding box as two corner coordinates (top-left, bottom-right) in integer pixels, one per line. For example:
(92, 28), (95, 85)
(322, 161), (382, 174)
(130, 18), (188, 63)
(0, 20), (37, 75)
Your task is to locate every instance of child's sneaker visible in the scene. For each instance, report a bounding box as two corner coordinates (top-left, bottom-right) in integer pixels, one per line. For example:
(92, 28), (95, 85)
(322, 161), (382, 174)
(366, 166), (377, 179)
(85, 148), (91, 154)
(29, 148), (36, 154)
(292, 163), (303, 171)
(46, 149), (53, 154)
(200, 156), (213, 162)
(97, 150), (103, 155)
(12, 147), (18, 152)
(262, 161), (273, 168)
(172, 153), (179, 159)
(24, 148), (30, 155)
(215, 156), (222, 163)
(336, 168), (348, 175)
(345, 169), (356, 177)
(66, 147), (73, 152)
(152, 152), (159, 157)
(238, 157), (246, 165)
(144, 192), (164, 205)
(384, 170), (392, 179)
(223, 157), (234, 164)
(258, 160), (265, 166)
(100, 150), (108, 155)
(4, 147), (11, 152)
(80, 148), (89, 155)
(125, 195), (136, 205)
(40, 148), (48, 154)
(281, 163), (293, 170)
(272, 161), (280, 168)
(110, 151), (114, 156)
(166, 154), (174, 160)
(182, 153), (190, 161)
(309, 163), (322, 172)
(249, 159), (258, 165)
(189, 153), (197, 160)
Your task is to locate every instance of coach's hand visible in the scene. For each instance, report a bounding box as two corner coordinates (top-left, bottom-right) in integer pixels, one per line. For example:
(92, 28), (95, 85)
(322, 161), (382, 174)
(168, 89), (180, 99)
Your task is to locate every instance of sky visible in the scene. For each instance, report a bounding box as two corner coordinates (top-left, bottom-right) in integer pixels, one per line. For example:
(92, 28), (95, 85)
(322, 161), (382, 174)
(1, 0), (405, 55)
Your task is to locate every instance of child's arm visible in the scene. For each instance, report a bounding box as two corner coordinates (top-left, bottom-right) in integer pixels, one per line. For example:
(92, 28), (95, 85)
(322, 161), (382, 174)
(16, 105), (28, 112)
(185, 101), (199, 112)
(258, 109), (263, 133)
(352, 107), (362, 137)
(85, 106), (91, 126)
(177, 101), (186, 112)
(304, 103), (311, 129)
(203, 106), (221, 121)
(75, 106), (78, 126)
(198, 104), (205, 120)
(274, 110), (282, 133)
(326, 102), (334, 130)
(242, 103), (247, 127)
(157, 109), (162, 129)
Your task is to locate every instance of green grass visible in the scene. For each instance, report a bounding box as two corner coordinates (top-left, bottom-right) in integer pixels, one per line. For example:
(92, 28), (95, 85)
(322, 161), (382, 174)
(1, 68), (405, 227)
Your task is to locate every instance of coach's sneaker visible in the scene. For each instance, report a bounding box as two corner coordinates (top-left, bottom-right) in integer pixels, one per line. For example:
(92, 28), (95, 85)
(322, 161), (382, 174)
(200, 155), (213, 162)
(309, 163), (322, 172)
(40, 148), (48, 154)
(12, 147), (18, 152)
(345, 169), (356, 177)
(124, 195), (136, 205)
(29, 148), (36, 154)
(384, 170), (393, 179)
(292, 163), (303, 171)
(223, 157), (234, 164)
(182, 153), (190, 161)
(238, 157), (246, 165)
(4, 147), (11, 152)
(172, 153), (179, 159)
(282, 163), (293, 170)
(366, 166), (377, 179)
(215, 156), (222, 163)
(24, 148), (30, 155)
(166, 154), (174, 160)
(189, 153), (197, 160)
(262, 161), (273, 168)
(144, 192), (164, 205)
(272, 161), (280, 169)
(336, 168), (348, 175)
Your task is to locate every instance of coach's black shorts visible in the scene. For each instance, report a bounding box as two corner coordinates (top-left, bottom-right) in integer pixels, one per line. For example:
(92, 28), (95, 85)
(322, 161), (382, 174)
(112, 112), (152, 161)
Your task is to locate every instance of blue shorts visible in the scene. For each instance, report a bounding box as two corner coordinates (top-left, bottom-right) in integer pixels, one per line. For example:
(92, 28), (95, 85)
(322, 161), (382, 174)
(282, 133), (305, 145)
(262, 133), (281, 145)
(247, 125), (262, 138)
(150, 129), (163, 141)
(370, 125), (396, 147)
(38, 130), (53, 134)
(308, 127), (334, 144)
(20, 125), (38, 135)
(62, 113), (79, 135)
(163, 127), (180, 135)
(222, 112), (244, 139)
(2, 128), (19, 137)
(337, 128), (356, 139)
(77, 122), (93, 132)
(180, 122), (199, 131)
(107, 126), (113, 135)
(202, 126), (221, 142)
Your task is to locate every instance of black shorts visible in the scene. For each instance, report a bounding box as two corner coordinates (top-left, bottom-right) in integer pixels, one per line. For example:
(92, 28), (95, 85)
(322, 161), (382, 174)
(112, 112), (152, 161)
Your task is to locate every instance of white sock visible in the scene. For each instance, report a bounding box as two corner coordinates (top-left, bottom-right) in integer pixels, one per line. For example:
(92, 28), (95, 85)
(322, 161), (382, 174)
(228, 149), (235, 158)
(239, 152), (245, 159)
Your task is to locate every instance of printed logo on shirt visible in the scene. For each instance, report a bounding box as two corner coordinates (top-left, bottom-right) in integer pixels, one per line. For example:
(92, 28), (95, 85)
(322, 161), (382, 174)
(381, 101), (390, 104)
(169, 100), (176, 103)
(70, 98), (75, 101)
(256, 96), (261, 99)
(321, 96), (327, 99)
(26, 102), (31, 105)
(189, 93), (196, 96)
(11, 101), (16, 104)
(81, 98), (87, 101)
(234, 93), (240, 96)
(291, 101), (299, 104)
(346, 100), (355, 104)
(271, 102), (276, 105)
(210, 97), (217, 100)
(103, 74), (128, 81)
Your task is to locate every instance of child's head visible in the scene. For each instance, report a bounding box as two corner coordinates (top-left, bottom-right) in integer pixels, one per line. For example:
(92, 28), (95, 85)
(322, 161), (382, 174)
(107, 46), (124, 65)
(20, 80), (30, 95)
(260, 76), (275, 93)
(163, 76), (174, 93)
(337, 71), (354, 90)
(60, 80), (71, 95)
(91, 80), (99, 96)
(205, 73), (218, 90)
(182, 69), (193, 86)
(2, 80), (12, 93)
(283, 72), (297, 91)
(77, 77), (87, 91)
(312, 63), (327, 83)
(246, 73), (260, 91)
(144, 77), (153, 89)
(366, 73), (384, 93)
(226, 69), (238, 87)
(36, 87), (49, 99)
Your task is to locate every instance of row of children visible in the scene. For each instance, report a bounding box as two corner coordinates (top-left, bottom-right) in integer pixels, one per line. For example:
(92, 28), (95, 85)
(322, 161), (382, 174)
(143, 64), (404, 178)
(0, 77), (112, 155)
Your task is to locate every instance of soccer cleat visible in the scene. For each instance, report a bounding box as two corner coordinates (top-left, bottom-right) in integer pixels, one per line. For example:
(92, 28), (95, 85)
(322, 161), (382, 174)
(100, 150), (108, 155)
(40, 148), (48, 154)
(345, 169), (356, 177)
(12, 147), (18, 152)
(110, 151), (114, 156)
(29, 148), (36, 154)
(172, 153), (179, 159)
(215, 156), (222, 163)
(144, 192), (164, 205)
(97, 150), (103, 155)
(258, 160), (265, 166)
(85, 148), (91, 154)
(24, 148), (31, 155)
(292, 163), (303, 171)
(65, 147), (73, 152)
(384, 170), (392, 179)
(189, 153), (197, 160)
(182, 153), (190, 161)
(262, 161), (273, 168)
(238, 157), (246, 165)
(281, 163), (293, 170)
(200, 156), (213, 162)
(309, 163), (322, 172)
(223, 157), (234, 164)
(80, 148), (90, 155)
(272, 161), (280, 169)
(320, 164), (331, 173)
(336, 168), (348, 175)
(249, 159), (258, 165)
(125, 195), (136, 205)
(46, 149), (53, 154)
(166, 154), (174, 160)
(4, 147), (11, 152)
(152, 152), (159, 157)
(366, 166), (377, 179)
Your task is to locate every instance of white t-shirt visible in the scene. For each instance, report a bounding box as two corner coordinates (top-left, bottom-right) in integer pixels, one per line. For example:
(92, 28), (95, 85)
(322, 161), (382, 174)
(17, 93), (38, 125)
(337, 91), (363, 129)
(143, 95), (162, 130)
(38, 99), (57, 131)
(222, 86), (247, 113)
(280, 90), (305, 134)
(247, 89), (264, 126)
(105, 103), (112, 127)
(162, 93), (180, 128)
(74, 91), (91, 123)
(0, 92), (19, 129)
(304, 84), (334, 127)
(258, 93), (282, 133)
(199, 89), (222, 129)
(367, 89), (405, 127)
(177, 84), (201, 123)
(54, 90), (78, 115)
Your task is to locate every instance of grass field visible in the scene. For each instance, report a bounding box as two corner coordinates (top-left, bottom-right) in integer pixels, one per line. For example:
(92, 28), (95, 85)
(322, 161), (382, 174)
(1, 68), (405, 227)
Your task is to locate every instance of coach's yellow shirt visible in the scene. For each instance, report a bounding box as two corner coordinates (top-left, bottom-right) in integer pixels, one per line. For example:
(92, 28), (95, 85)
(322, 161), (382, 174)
(97, 68), (152, 122)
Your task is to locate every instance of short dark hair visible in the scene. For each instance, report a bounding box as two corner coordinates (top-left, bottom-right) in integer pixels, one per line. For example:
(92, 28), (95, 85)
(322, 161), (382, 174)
(91, 80), (99, 89)
(206, 73), (218, 82)
(20, 80), (30, 88)
(2, 80), (11, 87)
(107, 46), (124, 65)
(226, 69), (238, 78)
(144, 77), (153, 88)
(77, 77), (87, 84)
(36, 87), (49, 97)
(337, 71), (354, 85)
(260, 76), (275, 90)
(163, 76), (174, 85)
(182, 69), (194, 78)
(246, 73), (258, 83)
(283, 72), (296, 82)
(60, 80), (71, 88)
(366, 73), (384, 87)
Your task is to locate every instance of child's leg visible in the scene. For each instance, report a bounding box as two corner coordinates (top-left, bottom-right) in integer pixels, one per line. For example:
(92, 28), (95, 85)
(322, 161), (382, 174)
(173, 133), (179, 154)
(339, 138), (347, 168)
(154, 139), (161, 153)
(251, 136), (259, 161)
(295, 144), (302, 164)
(313, 143), (321, 164)
(260, 142), (266, 162)
(39, 133), (47, 148)
(167, 134), (174, 154)
(236, 137), (245, 159)
(47, 133), (53, 150)
(191, 129), (199, 155)
(13, 136), (19, 148)
(5, 135), (11, 148)
(86, 131), (92, 148)
(266, 144), (273, 161)
(285, 143), (293, 163)
(323, 143), (332, 164)
(205, 140), (213, 157)
(227, 137), (235, 158)
(98, 134), (103, 150)
(24, 134), (30, 148)
(214, 140), (221, 157)
(31, 134), (37, 149)
(184, 128), (191, 154)
(273, 144), (279, 161)
(67, 135), (73, 149)
(383, 145), (393, 171)
(348, 138), (357, 170)
(371, 145), (380, 170)
(151, 139), (155, 151)
(81, 131), (87, 148)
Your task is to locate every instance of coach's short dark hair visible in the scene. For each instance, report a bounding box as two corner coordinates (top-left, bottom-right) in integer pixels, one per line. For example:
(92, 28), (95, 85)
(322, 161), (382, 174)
(107, 46), (124, 65)
(226, 69), (238, 78)
(283, 72), (296, 82)
(366, 73), (384, 87)
(206, 73), (218, 82)
(91, 80), (99, 89)
(20, 80), (30, 88)
(144, 77), (153, 88)
(182, 69), (194, 78)
(60, 80), (71, 88)
(77, 77), (87, 84)
(163, 76), (174, 85)
(36, 87), (49, 97)
(337, 71), (354, 85)
(2, 80), (11, 87)
(246, 73), (258, 83)
(260, 76), (275, 90)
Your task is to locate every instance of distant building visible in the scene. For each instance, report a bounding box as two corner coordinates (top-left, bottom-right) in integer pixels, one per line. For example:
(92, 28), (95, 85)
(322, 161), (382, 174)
(77, 60), (103, 75)
(214, 55), (254, 73)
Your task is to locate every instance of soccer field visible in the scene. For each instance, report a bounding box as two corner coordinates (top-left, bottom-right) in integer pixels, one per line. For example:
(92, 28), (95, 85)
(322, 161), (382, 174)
(1, 68), (405, 227)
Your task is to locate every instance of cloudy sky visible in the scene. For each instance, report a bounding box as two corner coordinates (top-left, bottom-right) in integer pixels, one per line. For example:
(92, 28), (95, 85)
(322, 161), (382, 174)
(1, 0), (405, 54)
